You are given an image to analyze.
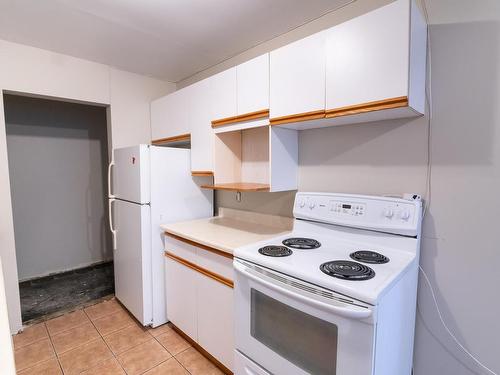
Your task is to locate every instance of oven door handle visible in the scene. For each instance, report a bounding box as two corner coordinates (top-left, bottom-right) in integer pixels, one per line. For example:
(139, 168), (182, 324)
(234, 261), (372, 320)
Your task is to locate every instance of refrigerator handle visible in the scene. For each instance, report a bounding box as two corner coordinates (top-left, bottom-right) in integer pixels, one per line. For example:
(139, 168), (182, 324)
(108, 198), (117, 250)
(108, 160), (115, 198)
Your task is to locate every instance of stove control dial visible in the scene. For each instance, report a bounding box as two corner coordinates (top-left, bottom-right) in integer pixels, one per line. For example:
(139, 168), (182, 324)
(298, 199), (305, 208)
(400, 210), (411, 220)
(309, 201), (316, 209)
(383, 208), (394, 219)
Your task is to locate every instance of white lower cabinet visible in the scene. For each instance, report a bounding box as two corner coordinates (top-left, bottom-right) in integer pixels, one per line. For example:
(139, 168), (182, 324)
(197, 273), (234, 370)
(164, 236), (234, 372)
(165, 256), (198, 341)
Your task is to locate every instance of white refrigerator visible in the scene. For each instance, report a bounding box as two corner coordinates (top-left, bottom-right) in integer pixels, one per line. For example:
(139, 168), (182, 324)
(108, 145), (212, 327)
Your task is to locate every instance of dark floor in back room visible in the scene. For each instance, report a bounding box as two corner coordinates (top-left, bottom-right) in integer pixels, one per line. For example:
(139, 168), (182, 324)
(19, 261), (114, 323)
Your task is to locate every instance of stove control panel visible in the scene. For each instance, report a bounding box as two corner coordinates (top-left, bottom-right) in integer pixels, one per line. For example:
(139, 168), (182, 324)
(330, 201), (366, 216)
(294, 192), (422, 237)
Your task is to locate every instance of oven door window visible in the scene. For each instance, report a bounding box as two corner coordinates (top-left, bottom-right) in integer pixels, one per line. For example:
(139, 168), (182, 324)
(251, 289), (338, 375)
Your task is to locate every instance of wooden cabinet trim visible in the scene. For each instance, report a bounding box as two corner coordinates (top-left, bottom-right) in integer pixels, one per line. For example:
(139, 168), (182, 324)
(325, 96), (409, 118)
(165, 251), (234, 288)
(152, 133), (191, 145)
(200, 182), (270, 192)
(191, 171), (214, 177)
(171, 324), (233, 375)
(269, 110), (326, 126)
(211, 109), (269, 128)
(164, 231), (234, 260)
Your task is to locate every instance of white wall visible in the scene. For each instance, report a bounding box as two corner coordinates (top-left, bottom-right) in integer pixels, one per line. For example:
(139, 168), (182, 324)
(5, 95), (111, 280)
(188, 0), (500, 374)
(0, 39), (175, 333)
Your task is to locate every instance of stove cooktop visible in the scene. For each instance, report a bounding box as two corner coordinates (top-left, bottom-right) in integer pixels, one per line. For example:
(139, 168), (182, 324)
(234, 230), (418, 305)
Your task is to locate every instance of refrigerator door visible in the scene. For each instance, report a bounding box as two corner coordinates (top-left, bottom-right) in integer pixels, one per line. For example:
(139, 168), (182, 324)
(150, 146), (213, 327)
(114, 199), (152, 325)
(113, 145), (150, 204)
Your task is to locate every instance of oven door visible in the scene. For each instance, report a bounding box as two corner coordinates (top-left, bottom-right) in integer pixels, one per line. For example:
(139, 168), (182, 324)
(234, 259), (376, 375)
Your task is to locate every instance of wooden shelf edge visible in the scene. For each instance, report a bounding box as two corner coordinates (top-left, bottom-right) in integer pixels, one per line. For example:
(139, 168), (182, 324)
(152, 133), (191, 145)
(211, 109), (269, 128)
(191, 171), (214, 177)
(270, 110), (325, 126)
(200, 182), (270, 192)
(325, 96), (409, 118)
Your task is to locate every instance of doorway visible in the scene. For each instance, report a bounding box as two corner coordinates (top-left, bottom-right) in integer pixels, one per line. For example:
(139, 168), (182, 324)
(3, 94), (114, 323)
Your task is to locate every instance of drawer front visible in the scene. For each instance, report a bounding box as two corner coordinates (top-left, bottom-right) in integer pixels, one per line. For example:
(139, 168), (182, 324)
(196, 248), (234, 281)
(164, 235), (198, 264)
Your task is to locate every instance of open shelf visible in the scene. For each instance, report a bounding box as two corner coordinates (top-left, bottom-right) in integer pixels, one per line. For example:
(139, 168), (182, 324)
(210, 125), (270, 191)
(200, 182), (270, 192)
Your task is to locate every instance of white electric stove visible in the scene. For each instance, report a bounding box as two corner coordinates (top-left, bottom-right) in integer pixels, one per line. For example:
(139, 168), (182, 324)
(233, 192), (423, 375)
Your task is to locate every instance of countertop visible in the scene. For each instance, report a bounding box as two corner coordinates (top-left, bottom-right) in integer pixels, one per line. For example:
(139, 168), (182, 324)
(160, 207), (293, 255)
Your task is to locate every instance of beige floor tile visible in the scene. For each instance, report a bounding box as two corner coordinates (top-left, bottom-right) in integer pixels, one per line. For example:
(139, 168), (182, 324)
(148, 323), (173, 337)
(17, 358), (62, 375)
(51, 320), (100, 354)
(13, 323), (48, 349)
(80, 358), (126, 375)
(117, 339), (171, 375)
(84, 298), (123, 321)
(144, 357), (189, 375)
(103, 322), (152, 355)
(155, 326), (190, 355)
(58, 338), (113, 375)
(45, 310), (89, 336)
(92, 309), (135, 336)
(14, 338), (55, 372)
(175, 347), (222, 375)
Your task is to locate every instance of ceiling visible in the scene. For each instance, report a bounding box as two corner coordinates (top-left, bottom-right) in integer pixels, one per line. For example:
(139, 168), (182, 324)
(0, 0), (351, 82)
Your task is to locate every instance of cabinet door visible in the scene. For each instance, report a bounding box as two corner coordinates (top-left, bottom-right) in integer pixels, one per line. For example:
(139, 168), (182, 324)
(210, 68), (237, 121)
(196, 273), (234, 370)
(237, 54), (269, 115)
(165, 257), (197, 341)
(189, 78), (214, 172)
(326, 0), (410, 111)
(151, 87), (190, 141)
(270, 31), (326, 119)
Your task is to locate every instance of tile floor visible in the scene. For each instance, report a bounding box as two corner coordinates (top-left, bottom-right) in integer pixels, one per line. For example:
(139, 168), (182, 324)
(12, 298), (224, 374)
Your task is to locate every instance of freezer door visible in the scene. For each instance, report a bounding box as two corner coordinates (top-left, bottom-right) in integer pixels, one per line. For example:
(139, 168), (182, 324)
(114, 199), (152, 325)
(113, 145), (150, 203)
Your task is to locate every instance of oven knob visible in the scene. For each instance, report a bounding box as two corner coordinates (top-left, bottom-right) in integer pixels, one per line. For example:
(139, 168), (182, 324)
(383, 208), (394, 218)
(299, 199), (305, 208)
(309, 201), (316, 209)
(401, 210), (411, 220)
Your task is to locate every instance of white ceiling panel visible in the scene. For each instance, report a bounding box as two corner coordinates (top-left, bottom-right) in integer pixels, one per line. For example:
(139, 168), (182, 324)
(0, 0), (352, 82)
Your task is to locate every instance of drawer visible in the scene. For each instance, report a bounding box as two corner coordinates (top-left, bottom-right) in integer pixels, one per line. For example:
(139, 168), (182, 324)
(164, 234), (198, 264)
(196, 247), (234, 281)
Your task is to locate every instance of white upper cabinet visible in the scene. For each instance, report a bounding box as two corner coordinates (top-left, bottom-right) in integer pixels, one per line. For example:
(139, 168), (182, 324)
(325, 0), (426, 120)
(151, 86), (190, 141)
(189, 78), (214, 172)
(269, 31), (327, 121)
(210, 67), (237, 121)
(237, 53), (269, 115)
